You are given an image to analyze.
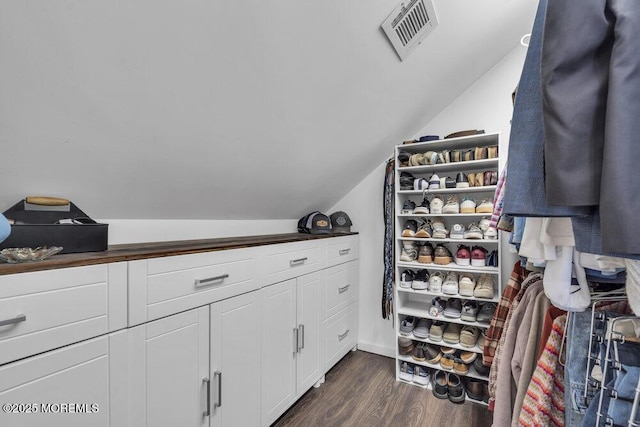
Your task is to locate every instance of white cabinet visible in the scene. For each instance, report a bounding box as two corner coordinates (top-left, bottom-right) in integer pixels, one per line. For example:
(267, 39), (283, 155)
(0, 234), (358, 427)
(209, 291), (261, 427)
(125, 307), (210, 427)
(128, 248), (258, 326)
(325, 301), (358, 370)
(0, 263), (127, 365)
(295, 271), (324, 394)
(0, 335), (112, 427)
(260, 270), (325, 426)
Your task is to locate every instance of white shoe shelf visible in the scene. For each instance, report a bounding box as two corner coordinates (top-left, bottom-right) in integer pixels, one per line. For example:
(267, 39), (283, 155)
(393, 132), (503, 400)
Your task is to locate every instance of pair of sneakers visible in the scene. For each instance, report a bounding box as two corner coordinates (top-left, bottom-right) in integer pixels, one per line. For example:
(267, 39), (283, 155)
(398, 361), (430, 386)
(455, 245), (488, 265)
(402, 218), (432, 238)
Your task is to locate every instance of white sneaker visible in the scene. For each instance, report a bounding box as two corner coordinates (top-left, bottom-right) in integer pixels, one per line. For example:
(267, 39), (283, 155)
(442, 196), (460, 214)
(399, 270), (414, 288)
(399, 362), (414, 382)
(484, 227), (498, 239)
(429, 174), (440, 189)
(460, 197), (476, 214)
(463, 223), (483, 240)
(414, 178), (429, 191)
(413, 365), (430, 386)
(430, 196), (444, 214)
(478, 217), (491, 232)
(400, 242), (418, 262)
(429, 272), (443, 293)
(442, 272), (459, 295)
(458, 273), (476, 296)
(431, 217), (448, 239)
(476, 199), (494, 213)
(450, 223), (465, 240)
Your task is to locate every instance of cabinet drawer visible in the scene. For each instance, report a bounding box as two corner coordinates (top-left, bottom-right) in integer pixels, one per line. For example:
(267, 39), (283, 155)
(0, 335), (110, 427)
(129, 248), (257, 325)
(325, 261), (357, 319)
(325, 302), (357, 370)
(261, 240), (321, 285)
(0, 264), (126, 366)
(325, 235), (358, 267)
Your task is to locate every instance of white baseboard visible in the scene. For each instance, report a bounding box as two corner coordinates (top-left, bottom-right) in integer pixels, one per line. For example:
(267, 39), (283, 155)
(356, 340), (395, 358)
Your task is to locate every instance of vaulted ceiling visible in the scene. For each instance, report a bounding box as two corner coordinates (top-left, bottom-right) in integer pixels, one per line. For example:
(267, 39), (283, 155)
(0, 0), (538, 219)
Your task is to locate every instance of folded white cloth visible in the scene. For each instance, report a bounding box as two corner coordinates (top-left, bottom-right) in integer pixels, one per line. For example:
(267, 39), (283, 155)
(625, 259), (640, 316)
(578, 251), (626, 274)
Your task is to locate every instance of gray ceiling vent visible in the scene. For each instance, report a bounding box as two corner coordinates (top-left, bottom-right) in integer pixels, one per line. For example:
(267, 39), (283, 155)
(381, 0), (438, 61)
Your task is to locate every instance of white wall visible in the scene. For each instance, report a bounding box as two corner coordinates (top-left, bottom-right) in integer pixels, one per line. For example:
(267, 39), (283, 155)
(100, 219), (298, 245)
(0, 1), (537, 221)
(330, 45), (528, 357)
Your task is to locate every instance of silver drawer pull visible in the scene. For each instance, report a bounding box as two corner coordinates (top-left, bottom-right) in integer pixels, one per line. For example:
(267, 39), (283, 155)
(0, 314), (26, 327)
(214, 371), (222, 408)
(339, 248), (351, 255)
(194, 274), (229, 288)
(338, 284), (350, 294)
(202, 378), (211, 417)
(289, 257), (308, 266)
(338, 329), (350, 341)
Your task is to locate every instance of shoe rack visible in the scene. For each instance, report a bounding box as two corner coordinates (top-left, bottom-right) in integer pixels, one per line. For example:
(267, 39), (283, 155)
(393, 132), (504, 406)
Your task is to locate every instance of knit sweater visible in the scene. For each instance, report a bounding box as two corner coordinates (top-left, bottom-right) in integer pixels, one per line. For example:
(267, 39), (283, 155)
(511, 291), (551, 426)
(518, 315), (567, 427)
(492, 281), (544, 427)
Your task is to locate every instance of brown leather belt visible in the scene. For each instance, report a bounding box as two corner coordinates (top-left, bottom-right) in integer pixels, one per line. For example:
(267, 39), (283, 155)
(444, 129), (485, 139)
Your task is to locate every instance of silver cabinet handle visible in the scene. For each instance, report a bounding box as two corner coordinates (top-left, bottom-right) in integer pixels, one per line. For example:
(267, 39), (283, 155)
(289, 257), (308, 266)
(214, 371), (222, 408)
(293, 327), (299, 355)
(202, 377), (210, 417)
(0, 314), (26, 327)
(194, 274), (229, 288)
(338, 284), (350, 294)
(338, 329), (350, 341)
(339, 248), (351, 255)
(298, 324), (305, 351)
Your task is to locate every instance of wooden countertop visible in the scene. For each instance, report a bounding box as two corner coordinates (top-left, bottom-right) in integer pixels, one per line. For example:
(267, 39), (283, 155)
(0, 232), (358, 276)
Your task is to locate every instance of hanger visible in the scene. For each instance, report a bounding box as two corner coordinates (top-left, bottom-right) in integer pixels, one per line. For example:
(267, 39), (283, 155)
(520, 33), (531, 47)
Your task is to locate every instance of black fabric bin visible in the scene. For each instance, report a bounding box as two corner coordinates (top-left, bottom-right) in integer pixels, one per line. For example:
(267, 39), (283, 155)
(0, 200), (108, 254)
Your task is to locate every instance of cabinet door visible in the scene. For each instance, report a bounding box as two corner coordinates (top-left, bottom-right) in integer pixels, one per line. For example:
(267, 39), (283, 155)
(260, 279), (296, 426)
(128, 307), (209, 427)
(210, 291), (261, 427)
(296, 270), (324, 395)
(0, 336), (110, 427)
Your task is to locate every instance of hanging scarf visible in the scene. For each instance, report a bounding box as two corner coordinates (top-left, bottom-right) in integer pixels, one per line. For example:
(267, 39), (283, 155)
(382, 158), (395, 319)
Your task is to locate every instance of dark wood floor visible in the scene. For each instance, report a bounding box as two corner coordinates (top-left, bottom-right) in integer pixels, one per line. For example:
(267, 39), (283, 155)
(273, 350), (494, 427)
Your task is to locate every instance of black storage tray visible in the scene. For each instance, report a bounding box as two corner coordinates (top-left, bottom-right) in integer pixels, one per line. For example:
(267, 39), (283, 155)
(0, 200), (108, 254)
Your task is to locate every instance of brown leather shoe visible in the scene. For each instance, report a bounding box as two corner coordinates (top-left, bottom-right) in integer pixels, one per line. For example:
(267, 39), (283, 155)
(466, 379), (485, 401)
(440, 353), (455, 370)
(453, 358), (469, 375)
(445, 129), (485, 139)
(398, 337), (414, 355)
(475, 172), (484, 187)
